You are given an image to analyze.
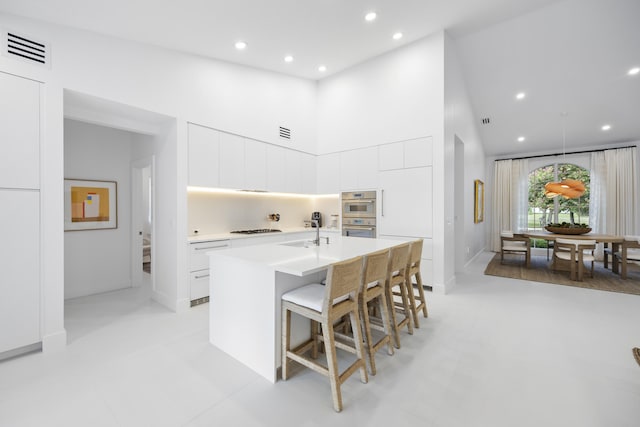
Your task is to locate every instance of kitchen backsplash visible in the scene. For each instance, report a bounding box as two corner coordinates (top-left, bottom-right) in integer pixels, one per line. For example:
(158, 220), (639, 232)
(187, 191), (340, 235)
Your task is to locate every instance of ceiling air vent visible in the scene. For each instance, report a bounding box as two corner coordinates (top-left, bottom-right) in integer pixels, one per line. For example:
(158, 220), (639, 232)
(3, 30), (49, 67)
(481, 117), (491, 125)
(279, 126), (291, 140)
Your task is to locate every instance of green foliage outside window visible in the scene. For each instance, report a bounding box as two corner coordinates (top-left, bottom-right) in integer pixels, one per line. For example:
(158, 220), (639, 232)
(528, 163), (590, 230)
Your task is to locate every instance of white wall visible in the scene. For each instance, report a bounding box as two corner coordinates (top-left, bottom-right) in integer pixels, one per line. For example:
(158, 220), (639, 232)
(64, 119), (134, 298)
(317, 33), (445, 153)
(444, 33), (486, 285)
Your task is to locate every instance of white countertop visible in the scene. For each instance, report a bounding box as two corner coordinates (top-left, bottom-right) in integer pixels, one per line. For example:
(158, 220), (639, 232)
(208, 235), (406, 276)
(187, 226), (340, 243)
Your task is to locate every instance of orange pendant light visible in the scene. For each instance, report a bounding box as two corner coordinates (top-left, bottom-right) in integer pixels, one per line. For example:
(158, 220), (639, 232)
(544, 179), (585, 199)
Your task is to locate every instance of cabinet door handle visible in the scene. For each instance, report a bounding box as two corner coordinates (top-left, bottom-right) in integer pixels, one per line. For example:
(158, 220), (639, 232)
(194, 273), (210, 279)
(195, 245), (228, 250)
(381, 189), (385, 217)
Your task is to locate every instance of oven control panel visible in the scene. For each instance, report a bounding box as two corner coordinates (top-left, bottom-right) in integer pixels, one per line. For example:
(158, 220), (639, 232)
(343, 218), (376, 226)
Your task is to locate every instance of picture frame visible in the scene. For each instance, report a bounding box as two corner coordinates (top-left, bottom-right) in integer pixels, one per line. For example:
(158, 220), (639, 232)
(64, 179), (117, 231)
(474, 179), (484, 223)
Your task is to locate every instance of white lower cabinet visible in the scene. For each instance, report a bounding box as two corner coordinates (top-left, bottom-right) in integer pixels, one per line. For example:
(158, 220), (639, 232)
(0, 190), (40, 354)
(188, 239), (230, 304)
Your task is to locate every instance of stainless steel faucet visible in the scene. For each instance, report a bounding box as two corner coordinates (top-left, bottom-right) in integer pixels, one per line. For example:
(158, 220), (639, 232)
(312, 220), (320, 246)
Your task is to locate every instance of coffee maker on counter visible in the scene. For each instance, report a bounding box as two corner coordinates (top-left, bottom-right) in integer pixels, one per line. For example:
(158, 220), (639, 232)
(311, 211), (322, 227)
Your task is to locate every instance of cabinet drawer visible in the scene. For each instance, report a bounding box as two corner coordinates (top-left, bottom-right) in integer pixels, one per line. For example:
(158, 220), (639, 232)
(190, 270), (210, 300)
(189, 240), (230, 271)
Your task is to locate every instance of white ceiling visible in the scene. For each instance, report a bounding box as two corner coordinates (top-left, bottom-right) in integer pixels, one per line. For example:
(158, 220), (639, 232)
(1, 0), (639, 156)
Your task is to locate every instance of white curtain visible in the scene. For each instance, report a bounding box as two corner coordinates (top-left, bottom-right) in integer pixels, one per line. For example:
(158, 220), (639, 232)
(491, 158), (529, 252)
(589, 150), (606, 258)
(590, 147), (637, 259)
(605, 147), (637, 234)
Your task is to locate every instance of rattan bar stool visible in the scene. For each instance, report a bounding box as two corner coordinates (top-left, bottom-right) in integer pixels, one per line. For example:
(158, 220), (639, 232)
(405, 239), (428, 328)
(281, 256), (368, 412)
(386, 242), (413, 349)
(358, 248), (395, 375)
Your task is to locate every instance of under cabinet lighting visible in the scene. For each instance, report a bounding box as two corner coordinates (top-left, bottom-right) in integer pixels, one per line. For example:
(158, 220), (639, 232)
(187, 186), (338, 199)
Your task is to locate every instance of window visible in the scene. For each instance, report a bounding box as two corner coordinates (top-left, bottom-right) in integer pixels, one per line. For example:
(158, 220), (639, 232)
(528, 163), (590, 231)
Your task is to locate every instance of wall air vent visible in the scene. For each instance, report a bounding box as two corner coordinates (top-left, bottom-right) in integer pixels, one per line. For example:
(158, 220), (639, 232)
(279, 126), (291, 140)
(3, 30), (50, 68)
(481, 117), (491, 125)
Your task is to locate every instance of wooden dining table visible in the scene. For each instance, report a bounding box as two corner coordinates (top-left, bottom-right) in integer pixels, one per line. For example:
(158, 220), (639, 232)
(524, 231), (625, 274)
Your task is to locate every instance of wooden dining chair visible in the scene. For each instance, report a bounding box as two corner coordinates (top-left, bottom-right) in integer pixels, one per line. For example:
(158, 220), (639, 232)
(552, 238), (596, 281)
(615, 236), (640, 279)
(500, 231), (531, 268)
(281, 256), (368, 412)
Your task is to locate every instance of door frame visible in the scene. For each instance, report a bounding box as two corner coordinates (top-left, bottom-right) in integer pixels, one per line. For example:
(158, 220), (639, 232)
(131, 156), (155, 287)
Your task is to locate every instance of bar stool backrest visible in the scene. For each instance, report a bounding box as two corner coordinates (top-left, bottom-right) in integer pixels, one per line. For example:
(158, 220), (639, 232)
(362, 249), (390, 294)
(323, 256), (363, 312)
(388, 243), (410, 281)
(408, 239), (423, 270)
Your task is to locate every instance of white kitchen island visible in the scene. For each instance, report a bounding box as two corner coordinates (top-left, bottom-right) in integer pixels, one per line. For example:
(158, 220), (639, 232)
(208, 235), (406, 383)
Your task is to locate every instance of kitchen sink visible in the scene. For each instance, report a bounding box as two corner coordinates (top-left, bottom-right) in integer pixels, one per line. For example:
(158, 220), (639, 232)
(279, 240), (315, 248)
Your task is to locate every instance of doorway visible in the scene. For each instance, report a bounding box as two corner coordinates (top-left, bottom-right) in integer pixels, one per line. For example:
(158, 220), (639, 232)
(131, 157), (154, 287)
(454, 136), (465, 272)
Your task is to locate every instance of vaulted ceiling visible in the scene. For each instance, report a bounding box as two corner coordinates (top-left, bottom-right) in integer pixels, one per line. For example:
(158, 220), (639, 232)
(1, 0), (638, 156)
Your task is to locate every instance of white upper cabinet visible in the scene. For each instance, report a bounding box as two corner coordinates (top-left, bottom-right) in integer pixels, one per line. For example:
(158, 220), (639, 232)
(340, 147), (378, 190)
(0, 72), (40, 189)
(244, 138), (267, 191)
(300, 153), (316, 194)
(404, 136), (433, 168)
(187, 123), (220, 188)
(378, 142), (404, 171)
(219, 132), (245, 189)
(378, 137), (432, 171)
(316, 153), (340, 194)
(266, 145), (286, 192)
(285, 150), (303, 194)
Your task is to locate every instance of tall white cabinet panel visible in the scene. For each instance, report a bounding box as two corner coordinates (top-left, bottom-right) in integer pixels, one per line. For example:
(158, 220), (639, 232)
(339, 150), (359, 190)
(0, 190), (40, 353)
(285, 150), (303, 194)
(187, 123), (220, 188)
(244, 138), (267, 191)
(379, 167), (432, 237)
(266, 145), (286, 192)
(404, 137), (433, 168)
(219, 132), (245, 189)
(0, 72), (40, 189)
(300, 153), (316, 194)
(357, 147), (379, 189)
(316, 153), (340, 194)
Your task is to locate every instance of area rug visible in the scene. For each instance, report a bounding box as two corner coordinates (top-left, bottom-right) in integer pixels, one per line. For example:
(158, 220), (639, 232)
(484, 253), (640, 296)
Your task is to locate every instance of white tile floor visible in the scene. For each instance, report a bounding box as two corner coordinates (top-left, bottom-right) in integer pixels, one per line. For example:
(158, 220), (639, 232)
(1, 251), (640, 426)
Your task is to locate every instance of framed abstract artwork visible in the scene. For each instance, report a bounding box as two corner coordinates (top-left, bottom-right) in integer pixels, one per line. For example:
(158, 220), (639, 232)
(64, 179), (117, 231)
(474, 179), (484, 223)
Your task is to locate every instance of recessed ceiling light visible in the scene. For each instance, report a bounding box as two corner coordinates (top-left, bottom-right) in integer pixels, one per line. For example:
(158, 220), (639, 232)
(234, 41), (247, 50)
(318, 65), (327, 72)
(284, 55), (294, 63)
(365, 11), (377, 22)
(516, 92), (526, 100)
(393, 32), (403, 40)
(601, 124), (611, 131)
(517, 136), (525, 142)
(629, 67), (640, 76)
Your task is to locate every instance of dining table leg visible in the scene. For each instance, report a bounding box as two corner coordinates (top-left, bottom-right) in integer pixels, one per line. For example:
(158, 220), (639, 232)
(612, 242), (620, 275)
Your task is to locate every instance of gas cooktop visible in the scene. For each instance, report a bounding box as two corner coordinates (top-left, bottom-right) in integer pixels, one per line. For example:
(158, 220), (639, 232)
(230, 229), (282, 235)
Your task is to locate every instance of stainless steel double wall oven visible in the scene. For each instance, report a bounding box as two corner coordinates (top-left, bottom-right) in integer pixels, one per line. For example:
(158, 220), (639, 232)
(342, 191), (376, 238)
